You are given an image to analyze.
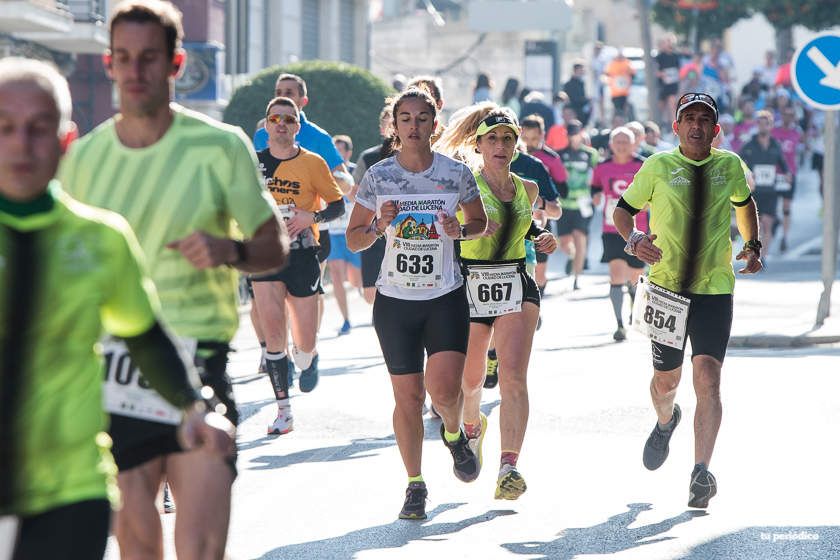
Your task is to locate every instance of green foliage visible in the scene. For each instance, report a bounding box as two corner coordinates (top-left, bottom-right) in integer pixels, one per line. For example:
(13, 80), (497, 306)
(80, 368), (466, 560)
(652, 0), (750, 45)
(223, 60), (394, 153)
(751, 0), (840, 32)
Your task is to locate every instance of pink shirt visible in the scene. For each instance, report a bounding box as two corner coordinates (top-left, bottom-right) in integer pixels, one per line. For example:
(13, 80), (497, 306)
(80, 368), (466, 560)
(531, 147), (568, 185)
(732, 120), (757, 153)
(592, 157), (646, 234)
(771, 126), (801, 175)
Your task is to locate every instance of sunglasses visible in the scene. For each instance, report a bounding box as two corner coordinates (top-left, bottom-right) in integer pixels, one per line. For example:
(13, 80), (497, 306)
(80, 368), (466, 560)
(677, 92), (718, 110)
(267, 114), (298, 125)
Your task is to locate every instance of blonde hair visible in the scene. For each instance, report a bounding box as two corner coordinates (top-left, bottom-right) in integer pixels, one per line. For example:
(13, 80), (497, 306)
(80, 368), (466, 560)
(433, 102), (516, 169)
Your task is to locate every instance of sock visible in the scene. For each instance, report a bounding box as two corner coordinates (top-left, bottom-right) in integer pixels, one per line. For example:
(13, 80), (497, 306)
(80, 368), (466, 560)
(277, 397), (290, 410)
(609, 284), (624, 327)
(501, 451), (519, 468)
(265, 351), (289, 400)
(693, 462), (708, 473)
(292, 346), (315, 370)
(487, 348), (497, 361)
(626, 281), (637, 305)
(464, 422), (481, 439)
(408, 474), (424, 484)
(260, 342), (266, 362)
(443, 428), (462, 443)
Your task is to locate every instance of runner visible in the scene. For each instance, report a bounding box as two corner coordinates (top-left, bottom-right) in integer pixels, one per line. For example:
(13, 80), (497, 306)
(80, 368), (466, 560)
(614, 92), (762, 508)
(655, 34), (681, 127)
(353, 104), (396, 305)
(770, 106), (802, 253)
(558, 120), (600, 290)
(0, 56), (236, 560)
(604, 50), (635, 120)
(738, 109), (790, 256)
(328, 134), (362, 334)
(58, 2), (288, 557)
(346, 88), (487, 520)
(590, 127), (646, 341)
(436, 105), (557, 499)
(251, 96), (344, 435)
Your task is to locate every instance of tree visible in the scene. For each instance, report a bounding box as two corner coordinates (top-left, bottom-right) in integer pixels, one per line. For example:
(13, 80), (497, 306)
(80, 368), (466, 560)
(652, 0), (751, 50)
(749, 1), (840, 62)
(223, 61), (394, 153)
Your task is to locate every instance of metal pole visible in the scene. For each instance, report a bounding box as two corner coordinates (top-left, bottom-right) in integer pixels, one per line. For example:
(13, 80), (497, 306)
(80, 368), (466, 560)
(816, 110), (838, 326)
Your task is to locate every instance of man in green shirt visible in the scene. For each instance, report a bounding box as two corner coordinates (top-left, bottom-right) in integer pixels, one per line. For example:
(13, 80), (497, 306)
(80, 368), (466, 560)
(613, 92), (761, 509)
(0, 57), (234, 559)
(58, 1), (288, 558)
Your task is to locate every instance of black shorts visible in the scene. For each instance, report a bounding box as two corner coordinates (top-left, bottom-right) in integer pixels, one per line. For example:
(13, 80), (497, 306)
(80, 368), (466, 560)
(601, 232), (645, 268)
(110, 342), (237, 472)
(612, 95), (628, 111)
(316, 231), (331, 263)
(250, 248), (321, 298)
(361, 236), (386, 288)
(556, 208), (591, 236)
(753, 189), (778, 218)
(659, 83), (678, 100)
(373, 286), (469, 375)
(467, 266), (541, 326)
(812, 152), (824, 172)
(778, 175), (796, 201)
(651, 292), (733, 371)
(536, 250), (549, 264)
(12, 499), (110, 560)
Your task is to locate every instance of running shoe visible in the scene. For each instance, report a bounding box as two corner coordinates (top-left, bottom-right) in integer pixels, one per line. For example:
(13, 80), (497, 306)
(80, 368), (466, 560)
(613, 326), (626, 342)
(780, 237), (788, 253)
(688, 463), (717, 508)
(467, 413), (489, 475)
(299, 353), (319, 393)
(338, 319), (351, 336)
(268, 407), (294, 435)
(398, 481), (428, 520)
(162, 482), (175, 514)
(495, 464), (527, 500)
(440, 426), (479, 482)
(484, 355), (499, 389)
(642, 403), (681, 470)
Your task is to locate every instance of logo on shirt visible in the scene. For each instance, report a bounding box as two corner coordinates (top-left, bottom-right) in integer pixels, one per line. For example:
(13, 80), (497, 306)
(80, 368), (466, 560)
(710, 169), (727, 186)
(57, 236), (95, 273)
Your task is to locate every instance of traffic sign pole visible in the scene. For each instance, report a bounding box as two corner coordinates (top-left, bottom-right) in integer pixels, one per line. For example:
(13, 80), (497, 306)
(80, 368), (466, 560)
(816, 110), (837, 326)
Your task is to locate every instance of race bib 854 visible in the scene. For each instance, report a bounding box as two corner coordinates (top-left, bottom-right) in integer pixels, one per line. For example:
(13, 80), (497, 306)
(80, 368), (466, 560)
(631, 277), (690, 349)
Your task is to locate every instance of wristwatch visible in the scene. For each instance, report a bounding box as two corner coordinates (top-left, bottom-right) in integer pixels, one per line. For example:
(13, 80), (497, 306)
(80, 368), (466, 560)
(458, 225), (468, 240)
(313, 211), (323, 224)
(743, 239), (762, 257)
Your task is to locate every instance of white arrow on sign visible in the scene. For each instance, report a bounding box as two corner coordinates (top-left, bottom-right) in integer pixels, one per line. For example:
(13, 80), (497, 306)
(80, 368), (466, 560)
(807, 46), (840, 91)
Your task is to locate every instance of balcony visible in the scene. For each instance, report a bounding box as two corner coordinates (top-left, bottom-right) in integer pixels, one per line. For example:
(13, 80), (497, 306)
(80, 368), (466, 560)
(0, 0), (73, 33)
(13, 0), (108, 54)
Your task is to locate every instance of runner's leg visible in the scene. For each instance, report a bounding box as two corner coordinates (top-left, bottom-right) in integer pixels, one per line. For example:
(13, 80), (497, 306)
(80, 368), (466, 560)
(328, 259), (350, 324)
(462, 323), (493, 427)
(424, 351), (467, 436)
(389, 373), (426, 476)
(113, 456), (166, 559)
(692, 355), (722, 467)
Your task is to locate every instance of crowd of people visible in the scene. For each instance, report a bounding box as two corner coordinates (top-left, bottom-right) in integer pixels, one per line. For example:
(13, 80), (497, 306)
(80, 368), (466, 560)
(5, 0), (826, 557)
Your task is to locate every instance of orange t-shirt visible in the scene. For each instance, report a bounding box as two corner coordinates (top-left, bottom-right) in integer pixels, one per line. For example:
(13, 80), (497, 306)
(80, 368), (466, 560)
(606, 58), (634, 98)
(257, 146), (343, 249)
(545, 124), (569, 151)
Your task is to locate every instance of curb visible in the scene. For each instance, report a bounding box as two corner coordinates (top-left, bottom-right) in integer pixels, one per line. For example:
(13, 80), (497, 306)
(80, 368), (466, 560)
(729, 334), (840, 349)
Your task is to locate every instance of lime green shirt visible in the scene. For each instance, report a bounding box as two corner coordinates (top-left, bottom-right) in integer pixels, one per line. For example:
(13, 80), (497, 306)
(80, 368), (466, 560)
(0, 184), (159, 516)
(622, 147), (751, 294)
(559, 144), (599, 210)
(59, 104), (276, 342)
(460, 173), (532, 261)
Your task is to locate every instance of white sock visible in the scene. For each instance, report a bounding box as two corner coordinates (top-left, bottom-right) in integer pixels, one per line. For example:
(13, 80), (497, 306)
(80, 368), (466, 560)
(292, 346), (315, 370)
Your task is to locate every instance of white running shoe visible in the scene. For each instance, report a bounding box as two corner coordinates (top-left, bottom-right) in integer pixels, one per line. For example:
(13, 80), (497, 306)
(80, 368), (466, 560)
(268, 408), (294, 435)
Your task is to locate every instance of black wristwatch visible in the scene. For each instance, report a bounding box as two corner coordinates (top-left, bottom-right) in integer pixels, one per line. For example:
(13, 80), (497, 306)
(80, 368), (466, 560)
(458, 224), (468, 240)
(743, 239), (762, 257)
(313, 211), (324, 224)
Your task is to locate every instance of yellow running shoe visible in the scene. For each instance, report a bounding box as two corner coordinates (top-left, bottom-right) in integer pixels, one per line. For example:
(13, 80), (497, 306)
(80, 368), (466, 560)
(467, 412), (489, 475)
(484, 355), (499, 389)
(495, 464), (527, 500)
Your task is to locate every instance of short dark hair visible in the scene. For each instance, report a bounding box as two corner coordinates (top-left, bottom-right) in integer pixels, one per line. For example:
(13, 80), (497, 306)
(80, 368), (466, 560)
(407, 75), (442, 106)
(265, 96), (299, 118)
(333, 134), (353, 152)
(275, 73), (307, 97)
(109, 0), (183, 59)
(521, 114), (545, 132)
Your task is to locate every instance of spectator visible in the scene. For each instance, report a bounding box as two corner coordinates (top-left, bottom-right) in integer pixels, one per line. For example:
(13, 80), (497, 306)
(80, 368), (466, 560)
(758, 50), (778, 90)
(563, 61), (592, 125)
(732, 97), (757, 153)
(641, 121), (673, 154)
(500, 77), (521, 115)
(655, 34), (681, 127)
(520, 90), (555, 130)
(473, 72), (493, 104)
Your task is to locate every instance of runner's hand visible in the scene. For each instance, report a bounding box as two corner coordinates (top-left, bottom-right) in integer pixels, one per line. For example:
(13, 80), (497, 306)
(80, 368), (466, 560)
(534, 232), (557, 254)
(166, 231), (237, 269)
(178, 406), (235, 458)
(437, 212), (461, 238)
(635, 234), (663, 265)
(286, 207), (315, 239)
(377, 200), (398, 231)
(484, 219), (500, 237)
(736, 248), (763, 274)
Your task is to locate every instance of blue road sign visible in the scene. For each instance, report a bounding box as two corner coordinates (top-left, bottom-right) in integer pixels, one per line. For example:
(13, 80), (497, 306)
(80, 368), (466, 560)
(792, 33), (840, 111)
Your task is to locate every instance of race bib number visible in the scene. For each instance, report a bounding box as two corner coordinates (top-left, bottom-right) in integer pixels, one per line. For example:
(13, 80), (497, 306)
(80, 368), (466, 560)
(614, 76), (631, 90)
(774, 176), (792, 192)
(753, 164), (776, 187)
(631, 277), (690, 349)
(0, 516), (19, 560)
(385, 238), (442, 288)
(578, 196), (594, 218)
(663, 67), (680, 85)
(464, 264), (523, 317)
(604, 198), (619, 226)
(101, 337), (197, 425)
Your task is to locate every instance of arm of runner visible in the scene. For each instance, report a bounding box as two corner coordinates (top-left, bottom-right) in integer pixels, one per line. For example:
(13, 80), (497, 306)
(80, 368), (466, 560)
(734, 196), (762, 274)
(452, 196), (488, 240)
(614, 198), (661, 265)
(332, 163), (354, 195)
(286, 199), (345, 238)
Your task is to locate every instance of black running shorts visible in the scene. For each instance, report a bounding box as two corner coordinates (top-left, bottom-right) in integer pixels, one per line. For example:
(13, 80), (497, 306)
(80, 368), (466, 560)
(373, 286), (469, 375)
(556, 208), (591, 236)
(12, 499), (110, 560)
(752, 188), (778, 218)
(316, 231), (331, 263)
(250, 247), (321, 298)
(601, 232), (645, 268)
(651, 292), (733, 371)
(361, 236), (386, 288)
(778, 175), (796, 201)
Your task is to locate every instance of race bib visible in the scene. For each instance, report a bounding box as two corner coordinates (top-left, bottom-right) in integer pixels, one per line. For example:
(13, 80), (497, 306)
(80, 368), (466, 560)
(775, 176), (792, 192)
(614, 76), (631, 90)
(101, 337), (197, 425)
(753, 164), (776, 187)
(578, 196), (594, 218)
(464, 263), (523, 317)
(604, 198), (619, 226)
(385, 238), (443, 288)
(663, 67), (680, 85)
(631, 277), (690, 349)
(276, 203), (296, 220)
(0, 516), (19, 560)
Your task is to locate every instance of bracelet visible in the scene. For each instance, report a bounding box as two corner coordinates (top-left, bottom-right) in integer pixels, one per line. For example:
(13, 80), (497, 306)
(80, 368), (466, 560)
(743, 238), (762, 257)
(624, 230), (647, 257)
(369, 218), (386, 239)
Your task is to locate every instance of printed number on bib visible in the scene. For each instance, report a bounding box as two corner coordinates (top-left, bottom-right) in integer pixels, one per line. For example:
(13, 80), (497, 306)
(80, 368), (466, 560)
(386, 238), (443, 288)
(631, 277), (689, 349)
(604, 198), (619, 226)
(578, 196), (594, 218)
(753, 165), (776, 188)
(465, 264), (523, 317)
(101, 337), (196, 425)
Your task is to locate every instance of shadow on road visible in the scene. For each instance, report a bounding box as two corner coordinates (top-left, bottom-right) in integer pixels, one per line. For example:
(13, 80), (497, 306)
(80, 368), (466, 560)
(679, 526), (840, 558)
(503, 502), (704, 558)
(257, 503), (516, 560)
(247, 435), (396, 470)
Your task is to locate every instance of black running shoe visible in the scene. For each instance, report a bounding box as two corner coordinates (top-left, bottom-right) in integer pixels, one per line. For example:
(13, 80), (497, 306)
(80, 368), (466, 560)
(642, 403), (681, 470)
(440, 426), (479, 482)
(688, 464), (717, 508)
(399, 481), (428, 520)
(484, 354), (499, 389)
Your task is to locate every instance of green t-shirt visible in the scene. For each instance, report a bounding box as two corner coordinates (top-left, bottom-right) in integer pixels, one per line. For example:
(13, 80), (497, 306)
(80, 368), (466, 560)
(559, 144), (599, 210)
(459, 173), (532, 261)
(622, 147), (751, 294)
(59, 104), (276, 342)
(0, 184), (159, 516)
